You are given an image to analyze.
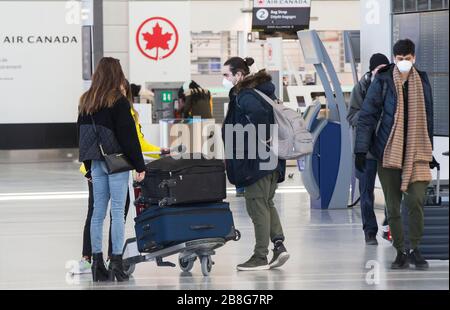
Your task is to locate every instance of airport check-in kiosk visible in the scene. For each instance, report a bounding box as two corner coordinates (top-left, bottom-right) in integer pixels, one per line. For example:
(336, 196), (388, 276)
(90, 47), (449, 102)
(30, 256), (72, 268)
(297, 30), (352, 209)
(145, 82), (183, 123)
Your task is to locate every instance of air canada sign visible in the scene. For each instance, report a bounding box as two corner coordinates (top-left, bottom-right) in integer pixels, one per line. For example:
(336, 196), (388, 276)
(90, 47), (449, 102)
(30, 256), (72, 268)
(2, 35), (78, 44)
(136, 17), (179, 61)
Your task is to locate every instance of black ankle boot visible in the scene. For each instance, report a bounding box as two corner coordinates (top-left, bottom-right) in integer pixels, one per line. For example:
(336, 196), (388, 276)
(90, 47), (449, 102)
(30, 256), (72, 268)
(391, 250), (409, 269)
(91, 253), (109, 282)
(108, 255), (129, 282)
(410, 248), (429, 270)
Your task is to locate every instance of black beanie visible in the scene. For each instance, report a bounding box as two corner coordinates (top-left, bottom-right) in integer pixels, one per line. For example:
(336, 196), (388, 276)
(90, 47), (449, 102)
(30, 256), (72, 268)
(369, 53), (390, 71)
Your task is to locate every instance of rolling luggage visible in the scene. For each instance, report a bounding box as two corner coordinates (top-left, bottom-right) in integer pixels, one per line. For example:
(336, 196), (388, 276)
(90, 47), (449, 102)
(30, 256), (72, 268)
(139, 154), (226, 207)
(134, 202), (237, 253)
(402, 165), (449, 260)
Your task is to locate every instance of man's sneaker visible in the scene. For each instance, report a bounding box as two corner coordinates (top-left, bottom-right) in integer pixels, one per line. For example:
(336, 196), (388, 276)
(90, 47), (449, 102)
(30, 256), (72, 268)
(409, 248), (429, 270)
(237, 255), (270, 271)
(365, 234), (378, 245)
(70, 258), (92, 275)
(269, 241), (290, 269)
(391, 251), (409, 269)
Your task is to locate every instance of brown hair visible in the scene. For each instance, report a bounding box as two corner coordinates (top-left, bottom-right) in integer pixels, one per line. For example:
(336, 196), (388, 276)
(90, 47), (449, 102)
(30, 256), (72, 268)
(79, 57), (127, 115)
(124, 79), (139, 123)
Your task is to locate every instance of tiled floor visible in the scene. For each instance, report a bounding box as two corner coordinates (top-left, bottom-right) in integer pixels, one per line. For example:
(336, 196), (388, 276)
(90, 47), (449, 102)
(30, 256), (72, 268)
(0, 159), (448, 290)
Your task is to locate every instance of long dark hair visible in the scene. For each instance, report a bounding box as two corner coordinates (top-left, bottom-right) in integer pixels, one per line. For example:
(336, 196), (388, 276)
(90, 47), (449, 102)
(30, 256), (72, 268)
(124, 79), (139, 122)
(224, 57), (255, 76)
(79, 57), (126, 115)
(188, 80), (209, 100)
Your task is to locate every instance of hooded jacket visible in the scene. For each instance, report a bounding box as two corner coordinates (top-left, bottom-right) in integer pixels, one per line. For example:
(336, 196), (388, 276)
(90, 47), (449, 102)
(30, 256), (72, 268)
(221, 70), (286, 187)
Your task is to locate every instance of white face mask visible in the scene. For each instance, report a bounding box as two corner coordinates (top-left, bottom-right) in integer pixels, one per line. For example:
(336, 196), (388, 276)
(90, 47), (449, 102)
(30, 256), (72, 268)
(396, 60), (413, 73)
(222, 78), (234, 91)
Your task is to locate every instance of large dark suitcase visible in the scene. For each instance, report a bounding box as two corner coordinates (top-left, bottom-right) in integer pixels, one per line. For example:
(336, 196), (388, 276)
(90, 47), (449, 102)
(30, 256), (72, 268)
(402, 166), (449, 260)
(139, 155), (226, 207)
(134, 202), (237, 253)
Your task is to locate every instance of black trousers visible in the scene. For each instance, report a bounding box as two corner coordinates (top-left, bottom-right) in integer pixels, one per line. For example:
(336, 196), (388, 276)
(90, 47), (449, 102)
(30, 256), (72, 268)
(82, 181), (130, 258)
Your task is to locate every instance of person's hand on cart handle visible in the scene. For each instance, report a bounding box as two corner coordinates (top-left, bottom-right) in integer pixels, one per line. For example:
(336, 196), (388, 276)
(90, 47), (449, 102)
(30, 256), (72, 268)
(135, 171), (146, 182)
(161, 148), (170, 155)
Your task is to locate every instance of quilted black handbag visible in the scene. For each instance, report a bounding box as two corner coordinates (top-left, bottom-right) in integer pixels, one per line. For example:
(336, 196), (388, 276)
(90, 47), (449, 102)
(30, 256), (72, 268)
(91, 115), (133, 174)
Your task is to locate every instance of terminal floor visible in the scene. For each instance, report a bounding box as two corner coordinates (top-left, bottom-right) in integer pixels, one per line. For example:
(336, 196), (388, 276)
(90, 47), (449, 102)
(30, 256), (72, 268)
(0, 161), (448, 290)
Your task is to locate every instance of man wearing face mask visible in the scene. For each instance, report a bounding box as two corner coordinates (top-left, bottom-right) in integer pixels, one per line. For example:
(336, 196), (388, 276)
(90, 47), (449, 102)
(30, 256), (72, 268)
(221, 57), (288, 271)
(355, 39), (438, 270)
(348, 53), (390, 246)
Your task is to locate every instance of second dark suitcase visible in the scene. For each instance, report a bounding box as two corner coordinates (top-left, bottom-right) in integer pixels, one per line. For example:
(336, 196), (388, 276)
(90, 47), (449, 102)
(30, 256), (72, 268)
(134, 202), (237, 253)
(139, 155), (226, 207)
(402, 166), (449, 260)
(402, 203), (449, 260)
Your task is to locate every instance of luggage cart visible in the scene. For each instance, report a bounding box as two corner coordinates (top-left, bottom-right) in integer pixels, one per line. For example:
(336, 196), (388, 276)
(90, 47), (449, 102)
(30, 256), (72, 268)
(121, 149), (241, 277)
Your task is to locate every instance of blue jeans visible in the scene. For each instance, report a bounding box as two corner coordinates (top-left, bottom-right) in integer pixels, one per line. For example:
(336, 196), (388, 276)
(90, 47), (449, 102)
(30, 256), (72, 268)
(90, 160), (129, 255)
(356, 159), (378, 236)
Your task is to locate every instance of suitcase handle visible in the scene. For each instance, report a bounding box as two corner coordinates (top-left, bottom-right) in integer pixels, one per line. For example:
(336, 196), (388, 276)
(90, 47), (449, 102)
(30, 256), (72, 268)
(190, 225), (215, 231)
(159, 179), (177, 189)
(159, 197), (176, 207)
(436, 165), (441, 205)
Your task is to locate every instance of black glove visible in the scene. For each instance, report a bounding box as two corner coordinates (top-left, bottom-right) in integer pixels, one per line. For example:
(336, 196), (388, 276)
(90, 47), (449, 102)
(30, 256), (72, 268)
(355, 153), (367, 172)
(429, 156), (440, 170)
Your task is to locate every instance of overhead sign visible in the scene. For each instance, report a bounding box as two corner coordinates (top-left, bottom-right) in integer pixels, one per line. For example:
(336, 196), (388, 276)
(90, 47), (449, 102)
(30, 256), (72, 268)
(129, 1), (190, 84)
(252, 0), (311, 35)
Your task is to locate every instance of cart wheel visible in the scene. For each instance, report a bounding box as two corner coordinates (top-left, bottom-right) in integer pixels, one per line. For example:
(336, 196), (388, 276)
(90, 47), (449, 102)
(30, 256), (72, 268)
(123, 262), (136, 276)
(200, 256), (213, 277)
(179, 255), (195, 272)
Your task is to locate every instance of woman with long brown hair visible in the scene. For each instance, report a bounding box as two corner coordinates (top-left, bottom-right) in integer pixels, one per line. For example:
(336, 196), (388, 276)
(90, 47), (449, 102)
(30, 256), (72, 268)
(78, 57), (145, 282)
(74, 79), (166, 278)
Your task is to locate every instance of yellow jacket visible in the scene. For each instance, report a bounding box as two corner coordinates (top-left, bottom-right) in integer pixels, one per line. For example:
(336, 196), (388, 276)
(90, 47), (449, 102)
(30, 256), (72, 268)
(80, 109), (161, 176)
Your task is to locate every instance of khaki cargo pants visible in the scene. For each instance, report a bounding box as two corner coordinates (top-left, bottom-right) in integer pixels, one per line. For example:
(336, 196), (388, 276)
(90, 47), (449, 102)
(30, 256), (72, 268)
(244, 171), (285, 258)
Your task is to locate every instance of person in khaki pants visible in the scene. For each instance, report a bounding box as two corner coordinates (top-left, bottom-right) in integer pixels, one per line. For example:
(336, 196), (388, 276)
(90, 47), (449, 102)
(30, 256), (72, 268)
(221, 56), (289, 271)
(245, 171), (285, 264)
(354, 39), (438, 270)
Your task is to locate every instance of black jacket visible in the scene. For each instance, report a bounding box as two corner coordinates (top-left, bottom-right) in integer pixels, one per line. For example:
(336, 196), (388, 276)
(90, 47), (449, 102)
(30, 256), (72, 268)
(78, 96), (145, 173)
(221, 70), (286, 187)
(347, 72), (373, 128)
(354, 64), (434, 160)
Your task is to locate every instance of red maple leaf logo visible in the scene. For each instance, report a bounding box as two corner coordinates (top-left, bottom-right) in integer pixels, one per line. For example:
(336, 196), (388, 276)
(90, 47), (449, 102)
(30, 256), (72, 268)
(142, 23), (173, 60)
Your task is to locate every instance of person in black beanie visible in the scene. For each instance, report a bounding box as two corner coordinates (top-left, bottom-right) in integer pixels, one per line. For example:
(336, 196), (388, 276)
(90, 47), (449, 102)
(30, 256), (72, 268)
(130, 84), (141, 102)
(347, 53), (390, 245)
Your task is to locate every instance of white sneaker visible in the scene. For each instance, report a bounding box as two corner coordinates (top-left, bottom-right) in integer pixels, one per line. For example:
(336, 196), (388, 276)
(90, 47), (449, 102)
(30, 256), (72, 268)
(70, 258), (92, 275)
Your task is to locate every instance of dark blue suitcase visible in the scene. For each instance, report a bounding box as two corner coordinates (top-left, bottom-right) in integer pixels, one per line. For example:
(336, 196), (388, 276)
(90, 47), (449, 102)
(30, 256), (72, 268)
(134, 202), (237, 253)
